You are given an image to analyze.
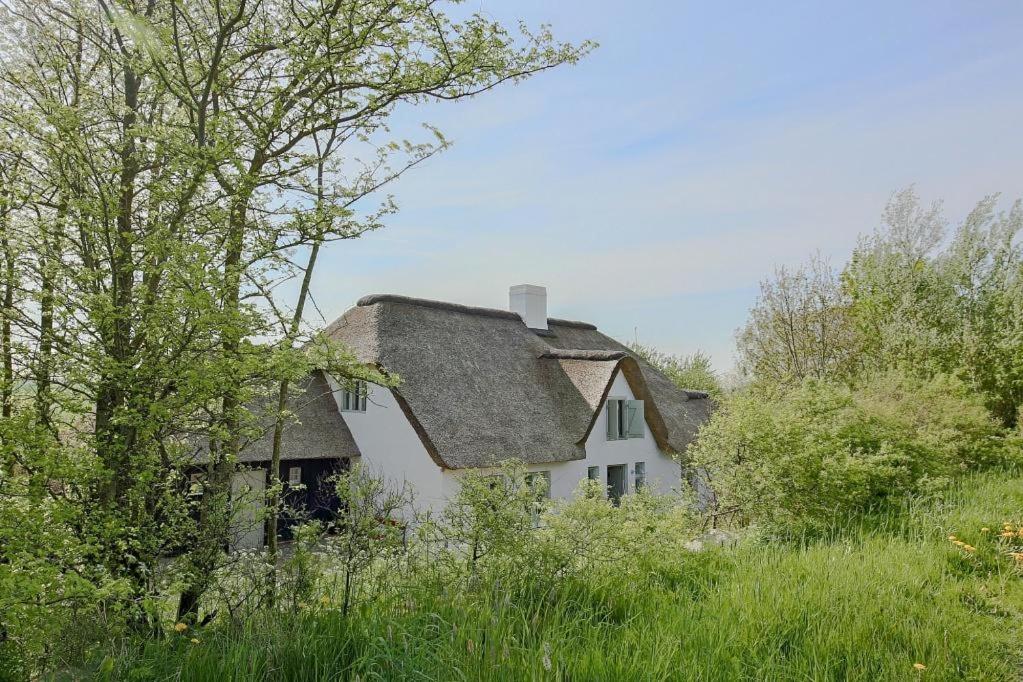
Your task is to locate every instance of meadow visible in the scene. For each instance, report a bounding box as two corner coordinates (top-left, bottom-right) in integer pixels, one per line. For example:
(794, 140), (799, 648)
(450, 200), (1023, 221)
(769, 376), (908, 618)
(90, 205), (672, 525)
(77, 469), (1023, 682)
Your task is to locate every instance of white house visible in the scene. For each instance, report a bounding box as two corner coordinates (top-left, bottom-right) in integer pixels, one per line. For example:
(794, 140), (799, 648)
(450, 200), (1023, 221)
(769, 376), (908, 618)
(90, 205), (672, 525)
(231, 285), (713, 544)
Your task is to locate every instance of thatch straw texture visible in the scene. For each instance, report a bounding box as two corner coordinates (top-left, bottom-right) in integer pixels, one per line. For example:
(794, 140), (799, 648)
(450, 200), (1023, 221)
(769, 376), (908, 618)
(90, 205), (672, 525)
(324, 295), (713, 469)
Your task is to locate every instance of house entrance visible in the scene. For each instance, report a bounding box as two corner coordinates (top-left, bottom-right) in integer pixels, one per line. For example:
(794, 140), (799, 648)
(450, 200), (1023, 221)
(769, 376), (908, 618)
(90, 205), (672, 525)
(607, 464), (627, 506)
(229, 468), (266, 551)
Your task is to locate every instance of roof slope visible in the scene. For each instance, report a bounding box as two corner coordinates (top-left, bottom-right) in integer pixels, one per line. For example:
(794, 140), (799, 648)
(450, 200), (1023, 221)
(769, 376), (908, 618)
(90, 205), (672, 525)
(241, 370), (361, 463)
(323, 294), (712, 469)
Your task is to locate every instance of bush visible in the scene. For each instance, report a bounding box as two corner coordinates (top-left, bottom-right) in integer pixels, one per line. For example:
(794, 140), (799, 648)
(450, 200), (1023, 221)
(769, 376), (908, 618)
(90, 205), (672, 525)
(689, 371), (1014, 533)
(91, 471), (1023, 681)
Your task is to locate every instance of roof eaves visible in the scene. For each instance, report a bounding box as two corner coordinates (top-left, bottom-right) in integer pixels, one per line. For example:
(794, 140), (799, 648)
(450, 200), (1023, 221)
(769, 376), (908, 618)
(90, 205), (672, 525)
(388, 387), (450, 470)
(540, 349), (628, 361)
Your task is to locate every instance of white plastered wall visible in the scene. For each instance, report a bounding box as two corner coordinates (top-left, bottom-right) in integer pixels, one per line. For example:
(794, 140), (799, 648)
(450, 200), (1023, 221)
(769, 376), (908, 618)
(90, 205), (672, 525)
(326, 376), (447, 517)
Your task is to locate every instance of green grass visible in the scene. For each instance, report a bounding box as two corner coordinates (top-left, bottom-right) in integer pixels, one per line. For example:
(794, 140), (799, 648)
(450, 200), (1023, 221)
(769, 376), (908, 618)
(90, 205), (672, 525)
(78, 471), (1023, 681)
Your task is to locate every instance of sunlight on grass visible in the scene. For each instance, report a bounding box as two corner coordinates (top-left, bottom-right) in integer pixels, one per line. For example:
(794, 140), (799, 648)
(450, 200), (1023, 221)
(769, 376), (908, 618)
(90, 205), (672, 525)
(87, 470), (1023, 682)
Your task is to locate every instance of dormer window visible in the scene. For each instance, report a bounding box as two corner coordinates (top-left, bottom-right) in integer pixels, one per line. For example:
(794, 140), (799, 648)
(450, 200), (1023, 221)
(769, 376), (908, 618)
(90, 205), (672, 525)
(606, 398), (644, 440)
(340, 380), (367, 412)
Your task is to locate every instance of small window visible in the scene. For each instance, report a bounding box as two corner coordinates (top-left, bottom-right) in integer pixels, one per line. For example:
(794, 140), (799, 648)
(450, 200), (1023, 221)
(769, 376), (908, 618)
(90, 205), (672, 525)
(607, 398), (644, 440)
(524, 471), (551, 499)
(188, 472), (205, 497)
(587, 466), (599, 481)
(341, 380), (367, 412)
(634, 462), (646, 491)
(524, 471), (550, 525)
(288, 466), (302, 485)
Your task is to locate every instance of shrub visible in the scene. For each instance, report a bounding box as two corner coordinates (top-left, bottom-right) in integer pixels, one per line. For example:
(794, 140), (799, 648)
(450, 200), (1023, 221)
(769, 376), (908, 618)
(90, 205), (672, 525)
(689, 371), (1012, 532)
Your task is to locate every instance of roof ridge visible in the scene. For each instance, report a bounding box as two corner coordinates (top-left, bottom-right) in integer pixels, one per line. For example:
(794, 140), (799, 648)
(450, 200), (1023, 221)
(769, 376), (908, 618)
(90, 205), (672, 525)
(357, 293), (598, 330)
(357, 293), (521, 320)
(540, 349), (627, 361)
(547, 317), (597, 330)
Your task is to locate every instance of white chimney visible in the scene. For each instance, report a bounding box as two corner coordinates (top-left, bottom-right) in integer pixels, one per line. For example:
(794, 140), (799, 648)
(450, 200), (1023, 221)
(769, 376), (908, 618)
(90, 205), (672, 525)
(509, 284), (548, 330)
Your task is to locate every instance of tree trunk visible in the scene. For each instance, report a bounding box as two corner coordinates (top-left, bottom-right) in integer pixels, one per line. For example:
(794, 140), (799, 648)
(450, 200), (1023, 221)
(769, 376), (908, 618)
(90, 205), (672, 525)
(266, 132), (333, 602)
(178, 175), (259, 621)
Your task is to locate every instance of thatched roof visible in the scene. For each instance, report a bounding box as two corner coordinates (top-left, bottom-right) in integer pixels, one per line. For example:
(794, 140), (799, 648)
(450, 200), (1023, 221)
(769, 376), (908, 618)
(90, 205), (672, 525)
(240, 370), (361, 463)
(323, 295), (713, 469)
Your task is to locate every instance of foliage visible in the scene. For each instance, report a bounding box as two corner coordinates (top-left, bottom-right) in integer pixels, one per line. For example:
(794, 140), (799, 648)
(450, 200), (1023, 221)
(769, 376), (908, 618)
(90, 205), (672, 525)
(739, 188), (1023, 427)
(844, 188), (1023, 427)
(89, 470), (1023, 681)
(736, 254), (860, 384)
(0, 0), (590, 674)
(321, 464), (412, 616)
(689, 371), (1016, 533)
(424, 460), (551, 588)
(629, 344), (722, 396)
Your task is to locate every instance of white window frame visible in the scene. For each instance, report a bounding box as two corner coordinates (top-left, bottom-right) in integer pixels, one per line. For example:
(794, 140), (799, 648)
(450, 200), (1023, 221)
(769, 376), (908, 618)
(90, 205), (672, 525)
(288, 466), (302, 485)
(587, 465), (600, 482)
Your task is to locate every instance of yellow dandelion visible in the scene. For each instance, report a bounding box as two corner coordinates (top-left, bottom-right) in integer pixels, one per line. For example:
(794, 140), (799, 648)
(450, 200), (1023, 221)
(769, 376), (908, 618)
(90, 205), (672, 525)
(953, 540), (965, 546)
(319, 595), (331, 605)
(981, 527), (990, 533)
(947, 535), (957, 541)
(999, 531), (1014, 538)
(190, 638), (200, 645)
(174, 622), (188, 633)
(963, 545), (976, 552)
(913, 662), (926, 671)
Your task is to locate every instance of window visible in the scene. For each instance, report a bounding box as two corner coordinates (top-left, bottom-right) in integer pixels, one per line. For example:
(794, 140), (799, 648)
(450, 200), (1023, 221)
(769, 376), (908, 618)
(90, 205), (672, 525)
(606, 398), (644, 440)
(188, 472), (205, 497)
(340, 380), (367, 412)
(524, 471), (551, 525)
(587, 466), (600, 481)
(288, 466), (302, 485)
(524, 471), (551, 499)
(634, 462), (646, 491)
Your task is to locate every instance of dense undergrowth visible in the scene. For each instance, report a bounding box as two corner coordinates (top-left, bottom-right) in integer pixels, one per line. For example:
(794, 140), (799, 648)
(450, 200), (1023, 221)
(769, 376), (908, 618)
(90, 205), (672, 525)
(68, 470), (1023, 682)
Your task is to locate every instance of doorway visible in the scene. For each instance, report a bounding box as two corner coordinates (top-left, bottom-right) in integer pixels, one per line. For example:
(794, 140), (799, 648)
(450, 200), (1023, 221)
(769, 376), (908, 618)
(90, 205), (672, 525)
(606, 464), (627, 506)
(229, 468), (266, 551)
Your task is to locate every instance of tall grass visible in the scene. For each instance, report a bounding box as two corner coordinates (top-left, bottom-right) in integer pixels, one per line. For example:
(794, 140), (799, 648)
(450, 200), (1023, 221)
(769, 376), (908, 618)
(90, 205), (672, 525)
(78, 471), (1023, 681)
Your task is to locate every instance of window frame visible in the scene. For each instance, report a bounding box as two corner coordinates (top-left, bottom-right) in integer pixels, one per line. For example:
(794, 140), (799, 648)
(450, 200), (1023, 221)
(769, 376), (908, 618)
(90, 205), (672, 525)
(288, 466), (302, 485)
(524, 470), (551, 499)
(340, 380), (368, 412)
(606, 397), (644, 441)
(634, 461), (646, 491)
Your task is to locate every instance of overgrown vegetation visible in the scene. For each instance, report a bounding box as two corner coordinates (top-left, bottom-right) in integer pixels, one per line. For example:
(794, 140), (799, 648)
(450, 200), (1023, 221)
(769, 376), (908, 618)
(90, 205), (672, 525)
(81, 469), (1023, 681)
(629, 345), (723, 396)
(0, 0), (591, 676)
(736, 188), (1023, 427)
(1, 0), (1022, 678)
(691, 371), (1019, 534)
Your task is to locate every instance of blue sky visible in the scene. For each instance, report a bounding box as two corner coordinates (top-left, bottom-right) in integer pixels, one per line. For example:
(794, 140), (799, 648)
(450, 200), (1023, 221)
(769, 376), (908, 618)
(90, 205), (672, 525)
(309, 1), (1023, 370)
